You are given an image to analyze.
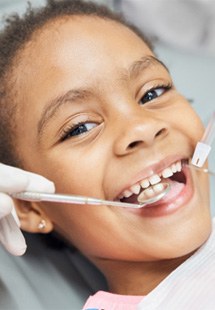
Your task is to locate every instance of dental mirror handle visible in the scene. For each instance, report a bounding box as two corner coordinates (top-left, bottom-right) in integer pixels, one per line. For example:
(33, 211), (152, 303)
(11, 191), (145, 209)
(11, 183), (170, 209)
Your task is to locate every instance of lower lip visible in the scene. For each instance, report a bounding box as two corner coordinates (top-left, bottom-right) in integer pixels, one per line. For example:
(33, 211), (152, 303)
(131, 167), (193, 217)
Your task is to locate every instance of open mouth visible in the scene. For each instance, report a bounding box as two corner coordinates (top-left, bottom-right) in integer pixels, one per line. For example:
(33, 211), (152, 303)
(117, 159), (187, 205)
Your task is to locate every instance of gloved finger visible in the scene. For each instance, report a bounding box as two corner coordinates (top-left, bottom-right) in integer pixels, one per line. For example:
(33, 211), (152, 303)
(0, 164), (29, 192)
(24, 171), (55, 193)
(0, 193), (13, 219)
(0, 214), (27, 256)
(0, 194), (20, 226)
(0, 163), (55, 193)
(11, 206), (21, 227)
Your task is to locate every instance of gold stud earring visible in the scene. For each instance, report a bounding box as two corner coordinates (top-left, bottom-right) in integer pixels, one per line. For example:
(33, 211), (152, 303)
(38, 219), (46, 230)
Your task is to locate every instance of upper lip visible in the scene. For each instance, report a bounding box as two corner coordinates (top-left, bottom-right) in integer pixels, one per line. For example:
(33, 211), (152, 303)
(112, 154), (187, 200)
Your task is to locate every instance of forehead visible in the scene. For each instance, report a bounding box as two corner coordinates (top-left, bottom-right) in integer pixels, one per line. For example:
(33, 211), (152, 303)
(30, 15), (150, 50)
(16, 16), (153, 79)
(11, 15), (154, 117)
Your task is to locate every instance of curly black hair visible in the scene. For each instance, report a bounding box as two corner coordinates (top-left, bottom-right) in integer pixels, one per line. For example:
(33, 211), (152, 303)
(0, 0), (152, 167)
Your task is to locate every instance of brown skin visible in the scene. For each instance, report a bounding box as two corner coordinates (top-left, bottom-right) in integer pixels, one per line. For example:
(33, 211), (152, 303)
(11, 16), (211, 295)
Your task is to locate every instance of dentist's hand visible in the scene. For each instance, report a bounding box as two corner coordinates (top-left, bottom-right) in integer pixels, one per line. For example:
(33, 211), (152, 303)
(0, 163), (55, 256)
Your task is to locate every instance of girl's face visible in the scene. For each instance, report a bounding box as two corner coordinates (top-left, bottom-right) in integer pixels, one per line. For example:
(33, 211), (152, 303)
(14, 16), (211, 262)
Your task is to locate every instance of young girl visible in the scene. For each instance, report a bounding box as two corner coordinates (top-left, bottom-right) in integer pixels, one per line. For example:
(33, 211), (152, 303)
(0, 0), (213, 309)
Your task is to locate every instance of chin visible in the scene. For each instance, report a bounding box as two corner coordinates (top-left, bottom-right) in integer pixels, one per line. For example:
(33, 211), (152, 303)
(159, 216), (212, 260)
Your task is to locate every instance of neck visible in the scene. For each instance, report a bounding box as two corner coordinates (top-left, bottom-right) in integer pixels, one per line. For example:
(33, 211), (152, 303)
(93, 254), (192, 295)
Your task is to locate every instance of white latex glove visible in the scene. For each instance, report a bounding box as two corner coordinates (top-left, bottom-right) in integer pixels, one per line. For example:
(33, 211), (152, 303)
(0, 163), (55, 256)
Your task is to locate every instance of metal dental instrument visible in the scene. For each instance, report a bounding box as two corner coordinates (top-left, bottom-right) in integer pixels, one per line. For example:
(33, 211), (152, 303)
(11, 182), (170, 209)
(191, 111), (215, 167)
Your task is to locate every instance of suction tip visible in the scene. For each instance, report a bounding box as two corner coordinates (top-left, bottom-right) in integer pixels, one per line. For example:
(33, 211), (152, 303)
(191, 142), (211, 168)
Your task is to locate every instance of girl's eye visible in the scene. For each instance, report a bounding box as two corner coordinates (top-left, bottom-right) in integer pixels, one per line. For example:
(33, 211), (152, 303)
(61, 122), (97, 141)
(140, 85), (171, 105)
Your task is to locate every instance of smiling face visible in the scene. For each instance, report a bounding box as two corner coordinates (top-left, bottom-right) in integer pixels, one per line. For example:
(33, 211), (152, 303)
(12, 16), (211, 263)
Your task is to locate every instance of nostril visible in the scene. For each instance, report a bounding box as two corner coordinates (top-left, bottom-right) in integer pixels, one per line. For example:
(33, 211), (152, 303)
(155, 128), (167, 138)
(128, 140), (142, 149)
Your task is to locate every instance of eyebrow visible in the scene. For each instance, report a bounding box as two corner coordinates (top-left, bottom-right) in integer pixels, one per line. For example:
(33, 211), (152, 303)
(38, 89), (91, 137)
(37, 55), (168, 137)
(128, 55), (169, 79)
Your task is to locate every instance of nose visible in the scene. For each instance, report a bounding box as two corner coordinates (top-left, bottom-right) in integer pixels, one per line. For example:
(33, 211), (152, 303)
(113, 113), (169, 156)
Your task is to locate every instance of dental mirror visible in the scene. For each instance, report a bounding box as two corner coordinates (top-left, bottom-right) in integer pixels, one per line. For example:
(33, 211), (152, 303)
(137, 182), (170, 205)
(11, 182), (170, 209)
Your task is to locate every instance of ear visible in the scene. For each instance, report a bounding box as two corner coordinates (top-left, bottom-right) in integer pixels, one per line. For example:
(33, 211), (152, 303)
(14, 199), (54, 234)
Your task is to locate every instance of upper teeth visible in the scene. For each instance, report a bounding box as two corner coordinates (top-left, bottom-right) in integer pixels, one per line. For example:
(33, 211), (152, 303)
(119, 160), (182, 200)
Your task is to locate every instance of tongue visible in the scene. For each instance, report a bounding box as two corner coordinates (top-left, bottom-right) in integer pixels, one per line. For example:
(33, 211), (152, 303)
(156, 179), (185, 203)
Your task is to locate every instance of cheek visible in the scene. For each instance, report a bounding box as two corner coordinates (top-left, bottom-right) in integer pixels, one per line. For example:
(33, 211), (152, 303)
(41, 204), (95, 253)
(179, 104), (204, 139)
(42, 203), (119, 257)
(42, 147), (107, 198)
(164, 100), (204, 143)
